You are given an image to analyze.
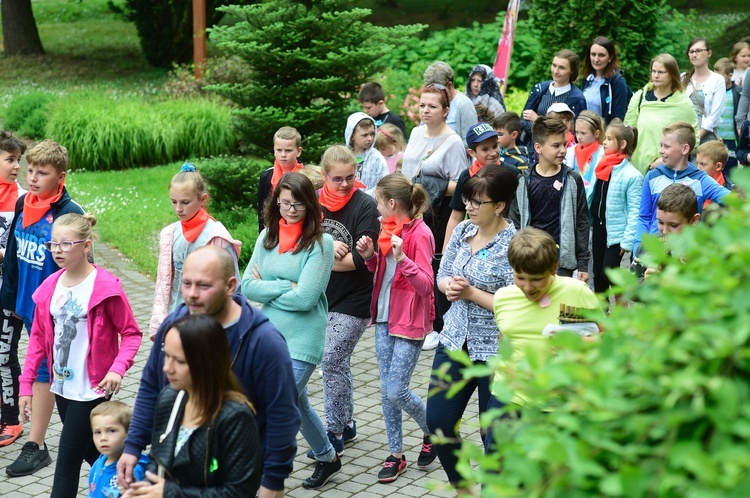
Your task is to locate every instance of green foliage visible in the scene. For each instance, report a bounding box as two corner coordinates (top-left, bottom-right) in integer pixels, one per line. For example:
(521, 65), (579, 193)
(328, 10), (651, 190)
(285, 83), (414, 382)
(208, 0), (424, 162)
(526, 0), (699, 89)
(200, 155), (269, 219)
(110, 0), (248, 67)
(164, 56), (253, 98)
(45, 93), (236, 170)
(2, 92), (58, 139)
(32, 0), (119, 23)
(503, 88), (530, 115)
(460, 172), (750, 496)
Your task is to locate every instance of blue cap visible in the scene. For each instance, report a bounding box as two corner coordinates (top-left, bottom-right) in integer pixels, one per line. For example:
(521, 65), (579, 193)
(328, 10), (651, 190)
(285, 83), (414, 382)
(465, 122), (498, 146)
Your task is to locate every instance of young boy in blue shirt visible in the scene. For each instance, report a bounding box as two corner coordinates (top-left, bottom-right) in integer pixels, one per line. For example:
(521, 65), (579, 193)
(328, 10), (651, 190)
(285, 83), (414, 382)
(2, 140), (85, 477)
(492, 111), (530, 171)
(89, 401), (147, 498)
(633, 122), (730, 256)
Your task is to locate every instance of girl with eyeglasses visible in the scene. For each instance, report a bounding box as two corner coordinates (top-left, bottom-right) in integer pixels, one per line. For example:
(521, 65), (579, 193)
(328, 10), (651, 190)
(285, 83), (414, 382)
(149, 164), (241, 340)
(682, 38), (727, 144)
(425, 166), (518, 493)
(242, 172), (341, 489)
(625, 54), (699, 173)
(317, 145), (380, 463)
(18, 213), (141, 498)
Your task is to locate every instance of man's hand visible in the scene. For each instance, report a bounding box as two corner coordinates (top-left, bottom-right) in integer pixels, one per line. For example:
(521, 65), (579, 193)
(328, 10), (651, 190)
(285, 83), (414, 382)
(117, 453), (141, 490)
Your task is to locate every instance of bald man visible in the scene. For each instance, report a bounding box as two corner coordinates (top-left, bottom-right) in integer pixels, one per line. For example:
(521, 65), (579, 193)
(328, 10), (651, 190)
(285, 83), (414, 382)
(118, 246), (299, 497)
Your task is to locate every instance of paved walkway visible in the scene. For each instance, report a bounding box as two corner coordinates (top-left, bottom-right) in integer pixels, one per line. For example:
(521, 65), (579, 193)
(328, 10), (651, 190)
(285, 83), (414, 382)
(0, 243), (481, 497)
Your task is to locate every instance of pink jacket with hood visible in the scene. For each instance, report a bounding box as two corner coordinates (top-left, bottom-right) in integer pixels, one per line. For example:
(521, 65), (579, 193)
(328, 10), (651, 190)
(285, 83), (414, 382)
(365, 217), (435, 340)
(19, 266), (142, 396)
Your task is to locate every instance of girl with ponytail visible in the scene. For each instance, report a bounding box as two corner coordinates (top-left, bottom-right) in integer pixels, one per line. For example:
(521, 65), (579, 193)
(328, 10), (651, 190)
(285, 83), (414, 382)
(355, 173), (436, 483)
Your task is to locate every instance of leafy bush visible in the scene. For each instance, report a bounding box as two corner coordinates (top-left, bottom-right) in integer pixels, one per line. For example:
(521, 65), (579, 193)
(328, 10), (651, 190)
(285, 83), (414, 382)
(209, 0), (424, 162)
(45, 93), (236, 170)
(503, 88), (530, 114)
(164, 56), (253, 99)
(226, 216), (258, 270)
(458, 173), (750, 495)
(199, 155), (269, 217)
(2, 92), (58, 139)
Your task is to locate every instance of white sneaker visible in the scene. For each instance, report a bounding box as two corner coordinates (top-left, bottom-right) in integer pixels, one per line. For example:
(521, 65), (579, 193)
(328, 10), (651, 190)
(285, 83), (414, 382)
(422, 331), (440, 351)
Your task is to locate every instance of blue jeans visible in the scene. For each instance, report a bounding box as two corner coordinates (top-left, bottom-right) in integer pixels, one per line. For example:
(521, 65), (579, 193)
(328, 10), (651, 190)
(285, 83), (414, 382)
(292, 359), (336, 462)
(375, 323), (429, 454)
(24, 318), (50, 383)
(426, 343), (492, 484)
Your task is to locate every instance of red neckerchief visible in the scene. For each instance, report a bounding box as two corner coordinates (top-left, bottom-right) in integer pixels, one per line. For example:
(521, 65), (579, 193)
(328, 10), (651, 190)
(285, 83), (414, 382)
(594, 150), (627, 181)
(574, 141), (600, 173)
(378, 216), (408, 256)
(0, 178), (18, 212)
(270, 160), (303, 191)
(278, 218), (304, 253)
(469, 159), (487, 177)
(181, 207), (213, 243)
(703, 171), (726, 209)
(318, 182), (357, 212)
(22, 182), (64, 228)
(566, 131), (576, 148)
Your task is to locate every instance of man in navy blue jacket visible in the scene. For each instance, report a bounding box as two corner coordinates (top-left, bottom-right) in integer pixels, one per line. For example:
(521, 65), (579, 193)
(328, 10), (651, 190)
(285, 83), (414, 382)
(117, 246), (300, 497)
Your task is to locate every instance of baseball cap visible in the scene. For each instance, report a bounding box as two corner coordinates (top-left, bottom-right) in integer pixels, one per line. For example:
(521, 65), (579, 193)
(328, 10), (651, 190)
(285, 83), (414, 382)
(546, 102), (574, 116)
(466, 122), (498, 147)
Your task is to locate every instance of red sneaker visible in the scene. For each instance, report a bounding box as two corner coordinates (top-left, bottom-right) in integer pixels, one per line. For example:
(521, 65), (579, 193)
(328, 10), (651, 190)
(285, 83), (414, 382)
(0, 422), (24, 447)
(377, 454), (407, 483)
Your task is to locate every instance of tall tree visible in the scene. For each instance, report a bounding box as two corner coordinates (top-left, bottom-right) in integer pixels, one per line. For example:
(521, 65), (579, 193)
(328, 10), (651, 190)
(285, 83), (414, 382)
(1, 0), (44, 55)
(209, 0), (424, 160)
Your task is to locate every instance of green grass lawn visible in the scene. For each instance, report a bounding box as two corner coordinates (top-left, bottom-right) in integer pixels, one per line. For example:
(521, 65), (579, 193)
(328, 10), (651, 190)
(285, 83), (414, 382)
(66, 163), (178, 277)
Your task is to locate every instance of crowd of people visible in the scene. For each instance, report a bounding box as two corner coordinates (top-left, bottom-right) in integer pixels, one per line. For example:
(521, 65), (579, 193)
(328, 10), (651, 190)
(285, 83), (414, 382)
(0, 33), (746, 497)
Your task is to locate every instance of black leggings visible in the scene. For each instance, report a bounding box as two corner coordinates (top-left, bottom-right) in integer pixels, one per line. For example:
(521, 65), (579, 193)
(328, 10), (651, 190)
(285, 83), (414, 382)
(0, 310), (23, 424)
(592, 222), (622, 293)
(51, 395), (106, 498)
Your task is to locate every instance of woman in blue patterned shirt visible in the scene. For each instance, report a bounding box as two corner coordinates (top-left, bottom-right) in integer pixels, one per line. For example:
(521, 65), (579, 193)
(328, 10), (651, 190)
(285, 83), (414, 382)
(425, 165), (518, 491)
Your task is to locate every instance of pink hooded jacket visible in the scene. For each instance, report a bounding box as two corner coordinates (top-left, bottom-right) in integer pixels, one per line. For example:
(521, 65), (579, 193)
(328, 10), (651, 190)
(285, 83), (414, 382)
(366, 217), (435, 340)
(19, 267), (142, 396)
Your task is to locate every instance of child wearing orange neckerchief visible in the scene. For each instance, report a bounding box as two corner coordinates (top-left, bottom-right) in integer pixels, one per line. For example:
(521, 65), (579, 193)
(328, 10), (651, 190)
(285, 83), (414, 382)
(149, 163), (242, 339)
(257, 126), (305, 232)
(0, 131), (28, 451)
(1, 140), (84, 477)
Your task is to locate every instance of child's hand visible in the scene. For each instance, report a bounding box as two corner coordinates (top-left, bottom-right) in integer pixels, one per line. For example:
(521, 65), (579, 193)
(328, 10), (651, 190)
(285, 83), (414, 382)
(578, 271), (589, 283)
(355, 236), (374, 259)
(19, 395), (32, 423)
(333, 241), (350, 260)
(123, 471), (165, 498)
(250, 263), (262, 280)
(391, 235), (403, 261)
(98, 372), (123, 396)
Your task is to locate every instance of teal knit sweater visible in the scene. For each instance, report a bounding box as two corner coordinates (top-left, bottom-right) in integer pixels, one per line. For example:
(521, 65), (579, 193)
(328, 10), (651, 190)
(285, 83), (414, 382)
(242, 231), (334, 365)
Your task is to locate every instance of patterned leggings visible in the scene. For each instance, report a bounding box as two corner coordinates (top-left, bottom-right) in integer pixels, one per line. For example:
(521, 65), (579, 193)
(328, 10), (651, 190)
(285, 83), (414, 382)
(375, 323), (429, 454)
(322, 312), (368, 434)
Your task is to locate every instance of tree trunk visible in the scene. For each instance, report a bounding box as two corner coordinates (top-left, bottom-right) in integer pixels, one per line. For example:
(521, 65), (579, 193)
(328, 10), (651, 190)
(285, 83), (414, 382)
(2, 0), (45, 56)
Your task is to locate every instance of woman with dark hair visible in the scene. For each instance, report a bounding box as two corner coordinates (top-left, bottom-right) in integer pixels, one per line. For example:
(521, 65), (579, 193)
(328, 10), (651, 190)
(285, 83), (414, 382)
(242, 172), (339, 490)
(625, 54), (699, 173)
(425, 165), (519, 493)
(465, 64), (506, 119)
(682, 37), (726, 143)
(520, 49), (587, 145)
(124, 314), (261, 497)
(580, 36), (631, 124)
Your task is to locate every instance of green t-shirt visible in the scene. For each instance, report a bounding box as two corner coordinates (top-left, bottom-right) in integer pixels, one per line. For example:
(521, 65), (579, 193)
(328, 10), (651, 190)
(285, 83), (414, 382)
(492, 276), (601, 404)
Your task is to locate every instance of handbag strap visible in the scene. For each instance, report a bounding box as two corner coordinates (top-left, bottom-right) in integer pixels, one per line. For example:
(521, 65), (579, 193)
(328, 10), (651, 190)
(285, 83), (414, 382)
(160, 390), (185, 443)
(414, 134), (451, 177)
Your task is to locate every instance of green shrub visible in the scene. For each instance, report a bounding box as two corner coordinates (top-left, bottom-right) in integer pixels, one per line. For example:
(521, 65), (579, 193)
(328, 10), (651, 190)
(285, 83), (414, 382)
(209, 0), (424, 162)
(458, 172), (750, 495)
(199, 155), (270, 218)
(503, 88), (530, 115)
(2, 92), (58, 139)
(45, 93), (236, 170)
(225, 215), (258, 271)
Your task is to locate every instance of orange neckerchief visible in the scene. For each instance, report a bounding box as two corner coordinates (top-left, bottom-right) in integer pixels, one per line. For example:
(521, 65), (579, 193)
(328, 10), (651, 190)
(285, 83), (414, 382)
(318, 182), (357, 212)
(278, 218), (304, 254)
(574, 141), (600, 173)
(22, 182), (64, 228)
(271, 160), (303, 191)
(594, 150), (627, 181)
(566, 131), (576, 148)
(378, 216), (408, 256)
(0, 178), (18, 212)
(703, 171), (726, 209)
(469, 159), (485, 177)
(181, 207), (212, 243)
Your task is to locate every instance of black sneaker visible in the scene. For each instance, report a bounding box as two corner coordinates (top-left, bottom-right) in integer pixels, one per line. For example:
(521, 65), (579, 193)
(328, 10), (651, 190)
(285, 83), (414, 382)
(417, 435), (437, 469)
(6, 442), (52, 477)
(377, 454), (407, 483)
(302, 457), (342, 489)
(307, 423), (355, 459)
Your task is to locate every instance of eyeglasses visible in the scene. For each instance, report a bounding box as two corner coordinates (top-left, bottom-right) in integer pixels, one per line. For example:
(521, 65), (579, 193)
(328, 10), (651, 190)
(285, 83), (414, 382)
(277, 200), (306, 212)
(44, 240), (86, 252)
(688, 48), (707, 56)
(462, 196), (494, 210)
(326, 173), (356, 185)
(650, 70), (667, 76)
